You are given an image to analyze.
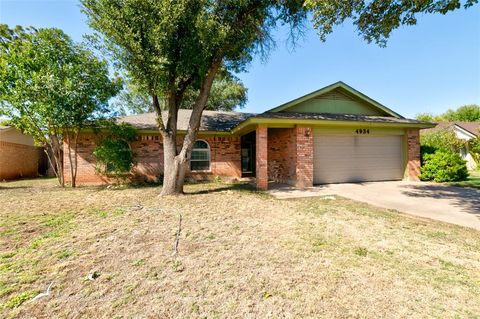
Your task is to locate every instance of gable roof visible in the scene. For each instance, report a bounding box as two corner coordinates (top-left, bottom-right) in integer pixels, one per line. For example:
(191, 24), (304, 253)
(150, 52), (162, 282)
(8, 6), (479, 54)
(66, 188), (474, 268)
(423, 122), (480, 138)
(455, 122), (480, 137)
(265, 81), (404, 118)
(118, 110), (255, 132)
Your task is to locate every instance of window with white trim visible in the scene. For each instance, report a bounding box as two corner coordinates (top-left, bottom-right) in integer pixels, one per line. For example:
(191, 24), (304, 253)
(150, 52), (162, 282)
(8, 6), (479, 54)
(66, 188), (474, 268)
(191, 140), (210, 171)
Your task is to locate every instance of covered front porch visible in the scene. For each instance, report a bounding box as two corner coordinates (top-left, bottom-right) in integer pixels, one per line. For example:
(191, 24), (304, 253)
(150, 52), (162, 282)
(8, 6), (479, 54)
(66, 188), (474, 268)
(240, 125), (314, 191)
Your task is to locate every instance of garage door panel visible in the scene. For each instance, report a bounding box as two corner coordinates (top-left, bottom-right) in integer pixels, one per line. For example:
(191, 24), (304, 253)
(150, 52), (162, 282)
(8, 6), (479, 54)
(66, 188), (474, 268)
(313, 134), (403, 184)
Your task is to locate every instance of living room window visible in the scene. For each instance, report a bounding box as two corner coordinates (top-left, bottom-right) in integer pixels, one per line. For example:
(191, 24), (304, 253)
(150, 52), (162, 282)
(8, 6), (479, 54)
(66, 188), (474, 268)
(191, 140), (210, 171)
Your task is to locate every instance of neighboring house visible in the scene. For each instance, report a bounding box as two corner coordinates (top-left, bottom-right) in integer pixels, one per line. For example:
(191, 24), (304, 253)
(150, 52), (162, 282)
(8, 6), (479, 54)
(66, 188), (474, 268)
(64, 81), (434, 190)
(424, 122), (479, 170)
(0, 126), (47, 181)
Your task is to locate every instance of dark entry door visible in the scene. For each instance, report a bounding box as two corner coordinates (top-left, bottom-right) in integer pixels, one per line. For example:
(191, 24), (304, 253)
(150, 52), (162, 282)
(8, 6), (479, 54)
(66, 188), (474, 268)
(241, 132), (256, 177)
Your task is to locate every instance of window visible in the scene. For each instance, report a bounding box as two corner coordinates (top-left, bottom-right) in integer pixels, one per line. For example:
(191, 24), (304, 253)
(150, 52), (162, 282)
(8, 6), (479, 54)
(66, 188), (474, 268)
(191, 140), (210, 171)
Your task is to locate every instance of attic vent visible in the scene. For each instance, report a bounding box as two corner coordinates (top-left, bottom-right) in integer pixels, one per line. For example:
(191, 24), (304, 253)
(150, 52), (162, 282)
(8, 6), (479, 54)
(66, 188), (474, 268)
(315, 90), (354, 101)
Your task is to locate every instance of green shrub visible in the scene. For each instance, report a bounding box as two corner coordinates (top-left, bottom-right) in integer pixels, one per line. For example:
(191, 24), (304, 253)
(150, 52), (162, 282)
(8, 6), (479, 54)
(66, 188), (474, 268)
(93, 122), (136, 178)
(420, 129), (465, 153)
(420, 150), (468, 182)
(469, 137), (480, 165)
(420, 145), (438, 165)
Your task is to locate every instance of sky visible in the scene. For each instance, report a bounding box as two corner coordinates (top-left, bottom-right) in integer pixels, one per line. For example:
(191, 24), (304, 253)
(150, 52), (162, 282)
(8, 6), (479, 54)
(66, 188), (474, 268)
(0, 0), (479, 119)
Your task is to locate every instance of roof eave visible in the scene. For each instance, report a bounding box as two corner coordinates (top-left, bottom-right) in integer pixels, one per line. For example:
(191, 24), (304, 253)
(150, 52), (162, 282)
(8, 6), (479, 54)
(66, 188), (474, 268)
(265, 81), (404, 119)
(231, 117), (435, 135)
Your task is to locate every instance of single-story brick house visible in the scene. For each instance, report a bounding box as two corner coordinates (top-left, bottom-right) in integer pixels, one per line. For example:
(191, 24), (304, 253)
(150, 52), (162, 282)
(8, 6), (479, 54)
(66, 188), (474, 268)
(65, 82), (434, 189)
(0, 126), (47, 181)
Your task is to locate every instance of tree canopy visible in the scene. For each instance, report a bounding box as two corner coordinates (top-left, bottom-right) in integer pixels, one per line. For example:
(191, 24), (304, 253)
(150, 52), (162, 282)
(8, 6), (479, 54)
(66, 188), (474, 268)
(0, 25), (121, 186)
(115, 69), (247, 115)
(416, 104), (480, 122)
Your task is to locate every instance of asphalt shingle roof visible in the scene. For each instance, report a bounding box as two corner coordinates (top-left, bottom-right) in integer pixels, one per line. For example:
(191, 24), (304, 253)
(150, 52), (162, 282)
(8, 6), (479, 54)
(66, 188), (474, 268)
(422, 122), (480, 137)
(118, 109), (255, 132)
(252, 112), (429, 124)
(118, 109), (430, 132)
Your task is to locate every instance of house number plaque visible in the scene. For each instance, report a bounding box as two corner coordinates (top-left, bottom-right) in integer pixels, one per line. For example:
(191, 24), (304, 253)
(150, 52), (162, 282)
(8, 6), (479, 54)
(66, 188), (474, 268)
(355, 128), (370, 134)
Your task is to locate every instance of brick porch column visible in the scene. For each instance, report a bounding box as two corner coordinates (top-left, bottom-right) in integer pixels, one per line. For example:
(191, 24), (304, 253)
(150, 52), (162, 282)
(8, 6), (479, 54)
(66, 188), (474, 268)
(256, 126), (268, 190)
(295, 126), (313, 188)
(406, 129), (421, 181)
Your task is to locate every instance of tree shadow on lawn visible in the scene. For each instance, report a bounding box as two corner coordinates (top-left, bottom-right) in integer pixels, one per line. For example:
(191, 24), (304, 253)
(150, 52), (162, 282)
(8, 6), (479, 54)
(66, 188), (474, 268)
(0, 185), (34, 190)
(96, 180), (260, 195)
(183, 182), (259, 195)
(399, 183), (480, 216)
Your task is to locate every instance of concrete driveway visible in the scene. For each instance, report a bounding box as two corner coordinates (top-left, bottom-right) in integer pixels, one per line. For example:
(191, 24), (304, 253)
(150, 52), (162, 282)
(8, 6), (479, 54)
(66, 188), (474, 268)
(269, 181), (480, 230)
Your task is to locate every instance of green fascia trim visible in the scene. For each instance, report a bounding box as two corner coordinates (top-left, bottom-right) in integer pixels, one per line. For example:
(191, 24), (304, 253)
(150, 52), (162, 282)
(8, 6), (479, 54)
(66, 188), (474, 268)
(231, 117), (435, 135)
(265, 81), (404, 119)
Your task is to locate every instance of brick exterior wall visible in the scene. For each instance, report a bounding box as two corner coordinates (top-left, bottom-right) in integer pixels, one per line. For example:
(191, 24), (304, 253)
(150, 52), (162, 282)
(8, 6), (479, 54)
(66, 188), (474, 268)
(255, 126), (268, 190)
(294, 127), (314, 188)
(64, 133), (241, 185)
(267, 128), (296, 184)
(64, 126), (418, 187)
(266, 127), (313, 188)
(0, 141), (42, 180)
(406, 129), (421, 181)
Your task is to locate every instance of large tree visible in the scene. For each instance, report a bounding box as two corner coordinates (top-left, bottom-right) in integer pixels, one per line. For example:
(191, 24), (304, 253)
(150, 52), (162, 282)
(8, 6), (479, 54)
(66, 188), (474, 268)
(0, 25), (121, 187)
(115, 69), (248, 115)
(82, 0), (478, 195)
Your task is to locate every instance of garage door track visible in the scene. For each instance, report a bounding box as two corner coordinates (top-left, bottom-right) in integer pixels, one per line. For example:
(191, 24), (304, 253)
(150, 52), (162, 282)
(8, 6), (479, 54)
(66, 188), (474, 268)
(269, 181), (480, 230)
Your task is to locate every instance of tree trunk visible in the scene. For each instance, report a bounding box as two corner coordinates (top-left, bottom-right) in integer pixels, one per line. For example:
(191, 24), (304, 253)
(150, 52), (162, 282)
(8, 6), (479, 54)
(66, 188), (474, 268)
(160, 132), (181, 196)
(65, 130), (77, 188)
(160, 59), (222, 195)
(49, 134), (64, 187)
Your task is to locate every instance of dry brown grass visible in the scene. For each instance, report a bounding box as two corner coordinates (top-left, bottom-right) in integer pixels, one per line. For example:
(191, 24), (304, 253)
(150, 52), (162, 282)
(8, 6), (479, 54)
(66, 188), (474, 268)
(1, 178), (479, 318)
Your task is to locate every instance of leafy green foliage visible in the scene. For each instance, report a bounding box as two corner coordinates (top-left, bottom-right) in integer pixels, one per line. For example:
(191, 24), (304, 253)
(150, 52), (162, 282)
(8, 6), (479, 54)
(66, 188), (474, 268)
(420, 129), (465, 153)
(114, 70), (248, 115)
(443, 105), (480, 122)
(416, 105), (480, 122)
(469, 137), (480, 165)
(93, 123), (137, 177)
(305, 0), (478, 46)
(0, 25), (121, 186)
(415, 113), (442, 122)
(185, 70), (248, 112)
(420, 150), (469, 182)
(0, 25), (121, 141)
(420, 145), (438, 165)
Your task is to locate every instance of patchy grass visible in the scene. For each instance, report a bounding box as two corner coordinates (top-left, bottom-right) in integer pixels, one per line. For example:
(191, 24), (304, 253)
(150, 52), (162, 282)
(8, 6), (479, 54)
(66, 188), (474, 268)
(0, 178), (479, 318)
(450, 170), (480, 189)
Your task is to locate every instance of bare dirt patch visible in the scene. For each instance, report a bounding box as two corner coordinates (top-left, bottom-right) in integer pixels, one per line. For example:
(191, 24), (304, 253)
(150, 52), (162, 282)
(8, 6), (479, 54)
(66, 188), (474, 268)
(1, 179), (479, 318)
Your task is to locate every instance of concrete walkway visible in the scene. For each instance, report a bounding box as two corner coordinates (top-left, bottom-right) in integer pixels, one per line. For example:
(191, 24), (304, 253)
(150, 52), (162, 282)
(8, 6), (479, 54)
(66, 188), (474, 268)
(269, 181), (480, 230)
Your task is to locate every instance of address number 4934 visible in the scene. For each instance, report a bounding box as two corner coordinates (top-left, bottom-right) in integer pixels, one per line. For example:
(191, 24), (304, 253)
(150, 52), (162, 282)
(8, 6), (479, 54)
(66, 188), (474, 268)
(355, 128), (370, 134)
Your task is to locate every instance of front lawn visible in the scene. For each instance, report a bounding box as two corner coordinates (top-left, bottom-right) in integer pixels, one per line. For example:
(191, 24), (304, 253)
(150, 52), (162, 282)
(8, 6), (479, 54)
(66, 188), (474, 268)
(1, 179), (479, 318)
(451, 170), (480, 189)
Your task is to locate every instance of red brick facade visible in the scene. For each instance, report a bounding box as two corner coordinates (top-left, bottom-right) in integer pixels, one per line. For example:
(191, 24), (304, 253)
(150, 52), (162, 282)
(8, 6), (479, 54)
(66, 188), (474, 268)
(64, 133), (241, 185)
(294, 127), (314, 188)
(65, 127), (421, 188)
(406, 129), (421, 181)
(255, 126), (268, 190)
(267, 128), (296, 184)
(266, 127), (313, 188)
(0, 141), (42, 181)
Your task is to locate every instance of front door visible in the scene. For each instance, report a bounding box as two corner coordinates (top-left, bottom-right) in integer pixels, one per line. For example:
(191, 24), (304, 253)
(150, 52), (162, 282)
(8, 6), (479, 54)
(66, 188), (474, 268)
(241, 132), (256, 177)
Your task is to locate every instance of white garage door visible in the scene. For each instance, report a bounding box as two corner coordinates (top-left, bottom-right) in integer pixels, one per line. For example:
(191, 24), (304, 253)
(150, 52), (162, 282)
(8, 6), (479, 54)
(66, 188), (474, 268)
(313, 134), (403, 184)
